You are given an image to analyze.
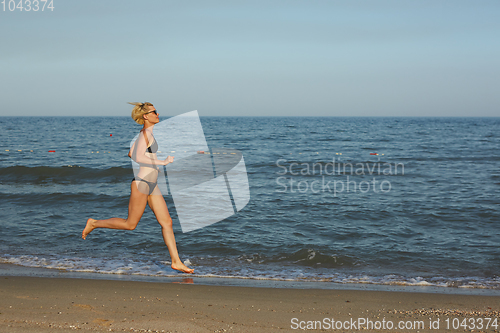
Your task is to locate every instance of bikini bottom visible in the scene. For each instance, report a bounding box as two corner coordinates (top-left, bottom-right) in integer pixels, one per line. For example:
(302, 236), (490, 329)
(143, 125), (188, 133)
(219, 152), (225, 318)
(132, 177), (158, 195)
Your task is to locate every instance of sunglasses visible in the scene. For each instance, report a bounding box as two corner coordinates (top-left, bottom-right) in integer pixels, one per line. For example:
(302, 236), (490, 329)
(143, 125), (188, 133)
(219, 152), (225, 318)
(145, 110), (158, 115)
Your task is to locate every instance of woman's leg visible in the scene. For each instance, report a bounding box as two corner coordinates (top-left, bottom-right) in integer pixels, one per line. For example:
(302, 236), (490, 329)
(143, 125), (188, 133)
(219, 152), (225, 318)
(147, 194), (194, 274)
(82, 182), (148, 239)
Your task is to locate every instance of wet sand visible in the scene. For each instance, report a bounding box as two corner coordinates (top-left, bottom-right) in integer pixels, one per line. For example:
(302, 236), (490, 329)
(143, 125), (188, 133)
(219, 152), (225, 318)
(0, 276), (499, 332)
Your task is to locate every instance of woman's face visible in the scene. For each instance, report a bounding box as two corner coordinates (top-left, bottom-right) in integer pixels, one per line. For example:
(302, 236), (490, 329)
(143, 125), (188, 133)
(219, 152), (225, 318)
(143, 105), (160, 124)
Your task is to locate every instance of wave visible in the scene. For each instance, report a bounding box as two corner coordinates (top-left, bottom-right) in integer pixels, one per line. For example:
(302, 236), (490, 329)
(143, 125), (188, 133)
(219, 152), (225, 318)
(0, 165), (132, 184)
(1, 254), (499, 290)
(0, 192), (129, 205)
(243, 249), (355, 268)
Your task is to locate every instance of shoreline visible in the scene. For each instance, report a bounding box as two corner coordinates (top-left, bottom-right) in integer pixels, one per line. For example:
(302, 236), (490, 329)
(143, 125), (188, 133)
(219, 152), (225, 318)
(1, 275), (499, 333)
(1, 263), (500, 297)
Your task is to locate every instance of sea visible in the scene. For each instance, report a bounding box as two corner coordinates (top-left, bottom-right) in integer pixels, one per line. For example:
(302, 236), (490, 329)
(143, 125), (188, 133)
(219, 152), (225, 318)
(1, 116), (499, 294)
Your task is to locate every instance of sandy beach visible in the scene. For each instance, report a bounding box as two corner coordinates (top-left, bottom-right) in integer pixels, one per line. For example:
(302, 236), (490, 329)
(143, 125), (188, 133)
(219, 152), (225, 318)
(0, 276), (498, 333)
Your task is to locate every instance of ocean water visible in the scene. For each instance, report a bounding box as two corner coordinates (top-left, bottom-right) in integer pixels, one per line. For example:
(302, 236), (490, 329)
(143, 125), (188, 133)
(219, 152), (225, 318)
(1, 116), (499, 291)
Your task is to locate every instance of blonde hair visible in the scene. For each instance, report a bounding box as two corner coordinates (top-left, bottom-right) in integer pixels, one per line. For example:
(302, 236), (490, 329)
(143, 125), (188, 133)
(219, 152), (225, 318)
(128, 102), (154, 125)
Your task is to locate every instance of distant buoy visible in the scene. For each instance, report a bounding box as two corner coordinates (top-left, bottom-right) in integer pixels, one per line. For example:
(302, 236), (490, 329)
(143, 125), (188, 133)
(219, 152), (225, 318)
(110, 134), (112, 136)
(48, 150), (55, 153)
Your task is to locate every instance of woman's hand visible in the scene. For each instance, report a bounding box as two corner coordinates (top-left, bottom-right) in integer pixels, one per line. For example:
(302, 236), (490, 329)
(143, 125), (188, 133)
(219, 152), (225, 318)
(164, 155), (174, 165)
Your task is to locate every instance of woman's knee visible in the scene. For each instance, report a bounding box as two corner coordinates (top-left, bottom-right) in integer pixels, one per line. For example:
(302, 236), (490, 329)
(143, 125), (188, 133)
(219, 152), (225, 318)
(125, 219), (139, 230)
(159, 217), (173, 229)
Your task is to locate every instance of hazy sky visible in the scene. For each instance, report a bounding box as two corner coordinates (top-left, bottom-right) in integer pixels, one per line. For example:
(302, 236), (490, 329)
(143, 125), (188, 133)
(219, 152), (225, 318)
(1, 0), (499, 117)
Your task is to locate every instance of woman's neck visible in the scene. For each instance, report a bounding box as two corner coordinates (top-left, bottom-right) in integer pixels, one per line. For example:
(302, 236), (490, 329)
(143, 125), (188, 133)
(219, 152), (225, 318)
(142, 122), (154, 131)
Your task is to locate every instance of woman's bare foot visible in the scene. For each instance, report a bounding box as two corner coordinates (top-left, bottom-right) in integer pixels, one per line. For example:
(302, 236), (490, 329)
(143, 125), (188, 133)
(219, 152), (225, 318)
(82, 218), (96, 240)
(171, 262), (194, 274)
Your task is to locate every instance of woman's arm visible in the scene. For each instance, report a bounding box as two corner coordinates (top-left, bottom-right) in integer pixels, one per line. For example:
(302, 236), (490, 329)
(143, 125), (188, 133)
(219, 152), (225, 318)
(129, 130), (173, 166)
(128, 142), (135, 158)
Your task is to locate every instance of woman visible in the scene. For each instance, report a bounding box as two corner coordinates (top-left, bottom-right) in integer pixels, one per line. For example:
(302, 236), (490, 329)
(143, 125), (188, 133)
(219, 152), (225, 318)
(82, 102), (194, 274)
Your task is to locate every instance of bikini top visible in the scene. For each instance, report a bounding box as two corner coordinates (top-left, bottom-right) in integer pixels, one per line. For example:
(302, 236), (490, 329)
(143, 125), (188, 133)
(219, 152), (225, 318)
(146, 137), (158, 153)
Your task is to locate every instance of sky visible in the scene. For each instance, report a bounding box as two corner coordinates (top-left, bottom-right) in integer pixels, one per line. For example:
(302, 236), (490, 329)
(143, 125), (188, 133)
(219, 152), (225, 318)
(1, 0), (499, 117)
